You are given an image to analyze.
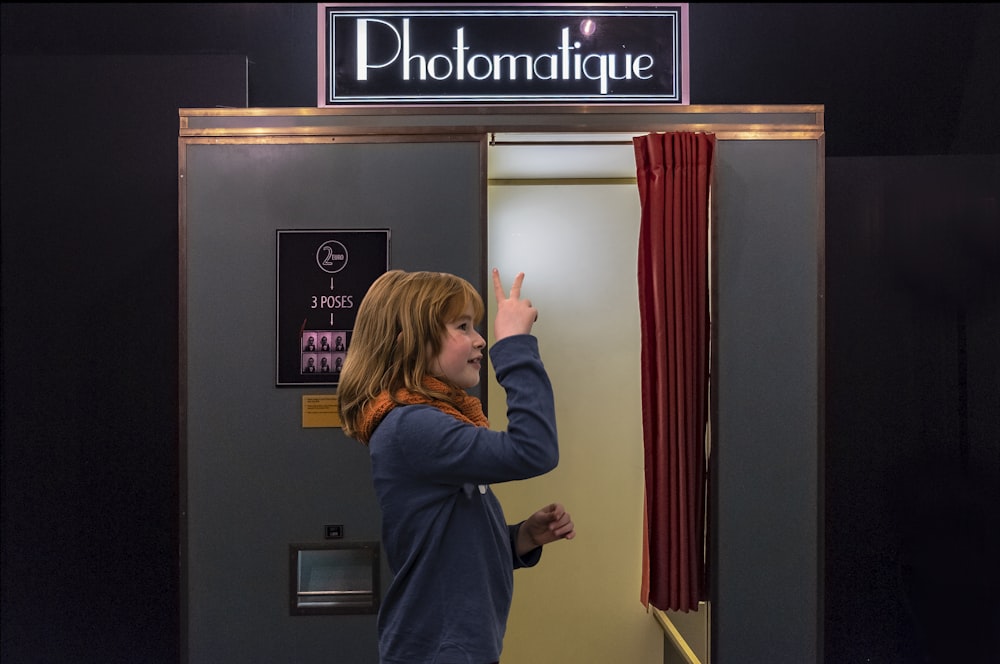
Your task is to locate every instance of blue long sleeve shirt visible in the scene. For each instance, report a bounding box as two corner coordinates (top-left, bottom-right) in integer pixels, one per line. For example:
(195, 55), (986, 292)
(368, 334), (558, 663)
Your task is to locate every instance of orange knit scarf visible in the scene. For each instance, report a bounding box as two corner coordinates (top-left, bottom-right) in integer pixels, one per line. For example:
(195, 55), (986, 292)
(355, 376), (489, 444)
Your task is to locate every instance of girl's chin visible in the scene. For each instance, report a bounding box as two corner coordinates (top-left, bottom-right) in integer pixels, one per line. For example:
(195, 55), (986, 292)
(459, 374), (482, 389)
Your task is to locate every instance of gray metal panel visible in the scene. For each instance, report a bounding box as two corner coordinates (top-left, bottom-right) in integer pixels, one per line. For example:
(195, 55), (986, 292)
(182, 139), (483, 663)
(711, 138), (823, 663)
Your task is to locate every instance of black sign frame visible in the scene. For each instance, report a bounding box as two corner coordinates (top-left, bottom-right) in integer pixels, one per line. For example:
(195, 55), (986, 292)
(275, 229), (390, 387)
(317, 3), (689, 106)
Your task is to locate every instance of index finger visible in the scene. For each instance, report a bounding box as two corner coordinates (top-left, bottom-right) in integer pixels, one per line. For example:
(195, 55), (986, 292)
(492, 268), (506, 301)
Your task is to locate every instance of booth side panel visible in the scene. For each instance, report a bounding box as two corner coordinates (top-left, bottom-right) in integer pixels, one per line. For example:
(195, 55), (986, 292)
(181, 139), (483, 664)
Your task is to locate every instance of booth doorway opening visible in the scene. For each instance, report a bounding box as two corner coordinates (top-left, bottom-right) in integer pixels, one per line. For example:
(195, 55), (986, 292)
(485, 132), (710, 664)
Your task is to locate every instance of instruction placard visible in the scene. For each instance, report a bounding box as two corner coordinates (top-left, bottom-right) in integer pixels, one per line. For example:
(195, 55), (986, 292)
(276, 229), (389, 386)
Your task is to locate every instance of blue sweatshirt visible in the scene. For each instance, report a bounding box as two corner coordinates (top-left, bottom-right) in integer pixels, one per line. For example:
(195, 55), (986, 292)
(368, 334), (559, 663)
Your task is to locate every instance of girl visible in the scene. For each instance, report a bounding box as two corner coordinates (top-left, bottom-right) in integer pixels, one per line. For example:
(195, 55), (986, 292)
(338, 268), (575, 664)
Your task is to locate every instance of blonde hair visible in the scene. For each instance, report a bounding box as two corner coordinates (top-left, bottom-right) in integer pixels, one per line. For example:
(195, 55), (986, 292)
(337, 270), (484, 440)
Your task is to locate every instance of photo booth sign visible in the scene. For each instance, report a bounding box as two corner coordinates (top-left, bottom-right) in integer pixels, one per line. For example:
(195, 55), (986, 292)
(317, 4), (689, 105)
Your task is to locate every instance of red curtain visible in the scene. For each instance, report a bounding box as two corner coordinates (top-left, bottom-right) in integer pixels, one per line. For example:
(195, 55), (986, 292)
(635, 132), (715, 612)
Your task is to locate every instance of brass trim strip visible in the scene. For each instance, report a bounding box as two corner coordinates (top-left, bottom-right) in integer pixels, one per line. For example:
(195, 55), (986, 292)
(179, 130), (825, 145)
(655, 610), (703, 664)
(489, 178), (637, 186)
(179, 103), (825, 118)
(178, 134), (483, 146)
(179, 124), (823, 138)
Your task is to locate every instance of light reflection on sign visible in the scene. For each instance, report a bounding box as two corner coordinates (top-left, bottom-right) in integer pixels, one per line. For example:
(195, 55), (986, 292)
(317, 4), (689, 106)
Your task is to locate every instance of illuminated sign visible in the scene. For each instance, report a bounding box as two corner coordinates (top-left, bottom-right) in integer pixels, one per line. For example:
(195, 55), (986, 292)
(317, 4), (688, 105)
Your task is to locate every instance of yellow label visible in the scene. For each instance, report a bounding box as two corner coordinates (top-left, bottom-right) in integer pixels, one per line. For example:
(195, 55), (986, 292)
(302, 394), (341, 428)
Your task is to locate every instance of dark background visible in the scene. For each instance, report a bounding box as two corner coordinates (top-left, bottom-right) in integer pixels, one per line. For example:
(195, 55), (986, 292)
(3, 4), (998, 663)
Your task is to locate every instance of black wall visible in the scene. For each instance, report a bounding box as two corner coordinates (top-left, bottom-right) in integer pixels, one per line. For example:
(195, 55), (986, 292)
(3, 4), (999, 663)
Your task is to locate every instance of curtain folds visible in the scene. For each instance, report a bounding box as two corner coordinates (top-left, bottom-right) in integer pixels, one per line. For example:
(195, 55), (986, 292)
(635, 132), (715, 612)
